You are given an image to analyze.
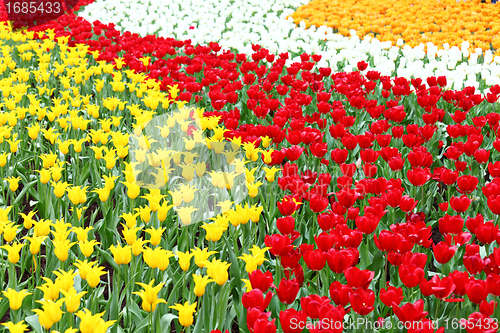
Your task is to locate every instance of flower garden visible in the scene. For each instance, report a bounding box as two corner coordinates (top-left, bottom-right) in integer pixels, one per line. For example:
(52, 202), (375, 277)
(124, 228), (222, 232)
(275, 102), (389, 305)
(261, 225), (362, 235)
(0, 0), (499, 332)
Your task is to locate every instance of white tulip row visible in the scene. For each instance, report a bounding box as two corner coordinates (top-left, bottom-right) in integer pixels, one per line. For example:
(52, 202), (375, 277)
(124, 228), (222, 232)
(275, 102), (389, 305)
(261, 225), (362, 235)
(79, 0), (500, 91)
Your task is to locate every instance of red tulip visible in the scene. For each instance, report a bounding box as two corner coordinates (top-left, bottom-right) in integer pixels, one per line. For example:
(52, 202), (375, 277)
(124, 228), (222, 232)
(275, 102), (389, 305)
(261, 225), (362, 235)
(300, 295), (330, 319)
(276, 216), (295, 235)
(326, 248), (356, 274)
(399, 195), (418, 213)
(495, 247), (500, 267)
(449, 195), (471, 213)
(440, 168), (459, 185)
(474, 149), (490, 163)
(303, 249), (326, 271)
(285, 146), (304, 161)
(246, 308), (271, 333)
(432, 241), (457, 264)
(277, 198), (299, 216)
(344, 267), (374, 289)
(349, 288), (375, 315)
(438, 202), (448, 212)
(479, 300), (497, 317)
(249, 270), (275, 292)
(329, 281), (352, 307)
(380, 286), (404, 308)
(439, 214), (464, 235)
(314, 232), (335, 251)
(360, 149), (379, 163)
(388, 156), (405, 171)
(466, 214), (484, 234)
(459, 312), (499, 333)
(339, 163), (357, 177)
(279, 309), (307, 333)
(252, 318), (276, 333)
(276, 278), (300, 304)
(487, 274), (500, 296)
(463, 253), (484, 276)
(355, 214), (379, 234)
(357, 61), (368, 71)
(362, 163), (378, 178)
(309, 194), (329, 213)
(457, 175), (479, 194)
(318, 303), (345, 333)
(374, 230), (401, 252)
(488, 161), (500, 178)
(281, 249), (301, 269)
(347, 207), (360, 220)
(393, 299), (428, 323)
(422, 275), (455, 299)
(264, 234), (293, 257)
(242, 289), (274, 311)
(487, 195), (500, 215)
(475, 221), (499, 244)
(407, 168), (430, 187)
(465, 278), (489, 304)
(399, 264), (424, 288)
(450, 271), (470, 296)
(335, 189), (358, 208)
(317, 212), (334, 231)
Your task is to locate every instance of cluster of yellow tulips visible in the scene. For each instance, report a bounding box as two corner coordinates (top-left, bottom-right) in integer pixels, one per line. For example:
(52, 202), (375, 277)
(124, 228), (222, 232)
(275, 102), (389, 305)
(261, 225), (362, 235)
(0, 20), (275, 332)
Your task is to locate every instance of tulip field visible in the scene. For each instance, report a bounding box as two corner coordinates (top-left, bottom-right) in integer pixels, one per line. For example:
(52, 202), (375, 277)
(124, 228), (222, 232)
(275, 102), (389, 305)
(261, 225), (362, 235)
(1, 0), (500, 332)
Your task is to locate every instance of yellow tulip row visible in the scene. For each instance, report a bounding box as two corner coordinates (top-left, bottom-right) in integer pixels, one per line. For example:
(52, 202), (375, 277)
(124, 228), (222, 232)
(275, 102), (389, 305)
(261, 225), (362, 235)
(0, 21), (272, 332)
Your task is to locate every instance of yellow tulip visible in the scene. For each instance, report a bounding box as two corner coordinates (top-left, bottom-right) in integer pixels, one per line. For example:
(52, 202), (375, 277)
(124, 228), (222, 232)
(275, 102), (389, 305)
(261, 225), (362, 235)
(176, 250), (194, 271)
(79, 240), (100, 257)
(2, 222), (18, 242)
(121, 224), (142, 245)
(133, 279), (166, 312)
(192, 274), (214, 297)
(72, 226), (93, 242)
(23, 235), (46, 255)
(51, 181), (70, 198)
(2, 289), (31, 310)
(53, 239), (76, 262)
(36, 169), (51, 184)
(1, 243), (25, 263)
(176, 206), (198, 226)
(109, 244), (132, 265)
(60, 287), (86, 313)
(144, 227), (165, 247)
(4, 176), (20, 192)
(191, 247), (218, 268)
(2, 320), (29, 333)
(169, 301), (197, 327)
(202, 259), (231, 286)
(76, 308), (116, 333)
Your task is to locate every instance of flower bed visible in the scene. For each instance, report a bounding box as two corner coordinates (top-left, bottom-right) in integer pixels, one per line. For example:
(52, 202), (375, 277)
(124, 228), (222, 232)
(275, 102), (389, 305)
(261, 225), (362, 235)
(0, 1), (498, 333)
(76, 0), (500, 89)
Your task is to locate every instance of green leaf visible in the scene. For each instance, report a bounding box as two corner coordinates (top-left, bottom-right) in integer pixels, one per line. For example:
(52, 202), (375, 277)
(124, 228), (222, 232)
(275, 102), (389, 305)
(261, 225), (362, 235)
(25, 314), (43, 333)
(160, 313), (178, 332)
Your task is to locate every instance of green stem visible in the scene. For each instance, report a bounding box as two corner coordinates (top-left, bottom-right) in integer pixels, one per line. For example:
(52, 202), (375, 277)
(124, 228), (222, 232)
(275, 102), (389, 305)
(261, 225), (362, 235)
(8, 262), (16, 289)
(434, 299), (441, 321)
